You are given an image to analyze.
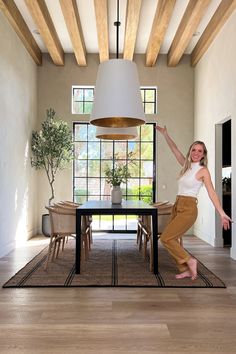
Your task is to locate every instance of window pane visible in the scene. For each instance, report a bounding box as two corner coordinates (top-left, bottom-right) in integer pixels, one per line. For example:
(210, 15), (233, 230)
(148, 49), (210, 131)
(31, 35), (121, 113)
(128, 141), (140, 157)
(101, 160), (113, 177)
(73, 88), (83, 100)
(141, 143), (153, 159)
(88, 160), (100, 177)
(85, 89), (94, 100)
(75, 160), (87, 177)
(88, 178), (100, 195)
(145, 90), (155, 102)
(141, 125), (153, 141)
(101, 142), (113, 158)
(140, 179), (153, 203)
(114, 142), (127, 157)
(145, 102), (155, 114)
(74, 142), (87, 159)
(127, 178), (140, 195)
(84, 102), (93, 114)
(73, 102), (81, 114)
(100, 215), (113, 230)
(74, 125), (87, 141)
(114, 215), (126, 230)
(141, 161), (153, 178)
(88, 142), (100, 159)
(74, 178), (87, 196)
(128, 161), (139, 178)
(88, 125), (97, 141)
(101, 178), (110, 196)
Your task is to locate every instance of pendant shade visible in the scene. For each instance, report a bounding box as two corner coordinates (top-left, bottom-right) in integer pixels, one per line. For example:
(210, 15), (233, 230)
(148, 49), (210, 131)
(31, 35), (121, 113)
(90, 59), (146, 128)
(95, 126), (138, 140)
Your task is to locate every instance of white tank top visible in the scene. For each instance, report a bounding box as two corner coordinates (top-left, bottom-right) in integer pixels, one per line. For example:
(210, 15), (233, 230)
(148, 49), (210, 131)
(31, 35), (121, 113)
(177, 162), (203, 198)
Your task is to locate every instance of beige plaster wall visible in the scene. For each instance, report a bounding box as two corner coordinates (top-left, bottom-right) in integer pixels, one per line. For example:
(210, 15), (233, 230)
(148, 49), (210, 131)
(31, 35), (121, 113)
(0, 13), (38, 257)
(37, 53), (194, 230)
(194, 11), (236, 259)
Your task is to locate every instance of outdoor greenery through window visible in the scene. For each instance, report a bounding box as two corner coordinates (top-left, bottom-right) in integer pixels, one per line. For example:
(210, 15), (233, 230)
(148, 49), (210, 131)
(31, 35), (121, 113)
(73, 123), (156, 231)
(72, 86), (157, 115)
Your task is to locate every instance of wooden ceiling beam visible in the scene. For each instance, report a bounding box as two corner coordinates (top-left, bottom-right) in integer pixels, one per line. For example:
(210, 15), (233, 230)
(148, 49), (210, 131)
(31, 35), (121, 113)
(60, 0), (86, 66)
(0, 0), (42, 65)
(146, 0), (176, 67)
(123, 0), (142, 61)
(94, 0), (109, 63)
(191, 0), (236, 67)
(167, 0), (211, 67)
(25, 0), (64, 66)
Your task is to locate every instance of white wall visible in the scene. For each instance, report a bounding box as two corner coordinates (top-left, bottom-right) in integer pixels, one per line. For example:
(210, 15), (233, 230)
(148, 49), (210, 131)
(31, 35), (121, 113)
(0, 13), (38, 257)
(194, 11), (236, 258)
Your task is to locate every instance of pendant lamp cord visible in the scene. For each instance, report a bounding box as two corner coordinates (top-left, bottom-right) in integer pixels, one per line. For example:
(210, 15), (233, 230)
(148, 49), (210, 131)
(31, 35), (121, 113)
(114, 0), (121, 59)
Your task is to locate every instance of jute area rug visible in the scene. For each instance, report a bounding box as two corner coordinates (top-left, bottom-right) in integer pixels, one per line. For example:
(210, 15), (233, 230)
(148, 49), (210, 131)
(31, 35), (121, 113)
(3, 238), (225, 288)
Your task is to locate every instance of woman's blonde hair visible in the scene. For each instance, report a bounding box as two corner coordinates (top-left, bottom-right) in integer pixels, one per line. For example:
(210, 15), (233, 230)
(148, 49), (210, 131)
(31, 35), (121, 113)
(179, 141), (208, 177)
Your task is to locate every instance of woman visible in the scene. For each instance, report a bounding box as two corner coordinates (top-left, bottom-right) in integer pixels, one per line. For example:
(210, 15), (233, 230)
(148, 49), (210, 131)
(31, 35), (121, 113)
(156, 125), (231, 280)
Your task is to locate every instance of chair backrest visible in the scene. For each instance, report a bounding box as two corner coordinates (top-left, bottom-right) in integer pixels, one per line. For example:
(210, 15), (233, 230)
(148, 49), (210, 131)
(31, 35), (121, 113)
(46, 206), (76, 235)
(155, 203), (173, 234)
(140, 202), (173, 235)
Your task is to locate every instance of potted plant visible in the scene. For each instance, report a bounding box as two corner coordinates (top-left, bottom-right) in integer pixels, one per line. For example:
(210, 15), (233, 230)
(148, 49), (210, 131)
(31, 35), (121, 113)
(31, 108), (73, 235)
(104, 152), (136, 204)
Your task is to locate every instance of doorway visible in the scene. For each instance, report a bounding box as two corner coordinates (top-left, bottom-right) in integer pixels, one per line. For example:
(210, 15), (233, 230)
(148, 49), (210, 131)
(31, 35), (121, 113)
(222, 120), (231, 246)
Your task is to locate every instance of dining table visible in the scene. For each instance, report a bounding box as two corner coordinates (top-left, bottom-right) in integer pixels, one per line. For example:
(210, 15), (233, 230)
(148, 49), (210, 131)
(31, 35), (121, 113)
(76, 200), (158, 274)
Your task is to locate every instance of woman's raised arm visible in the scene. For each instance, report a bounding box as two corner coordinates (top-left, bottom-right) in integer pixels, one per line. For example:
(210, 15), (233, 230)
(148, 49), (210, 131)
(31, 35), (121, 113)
(156, 125), (186, 166)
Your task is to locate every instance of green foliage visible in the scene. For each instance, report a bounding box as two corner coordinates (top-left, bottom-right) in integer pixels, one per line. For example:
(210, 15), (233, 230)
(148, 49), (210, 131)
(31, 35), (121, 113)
(127, 185), (153, 203)
(104, 152), (136, 187)
(31, 108), (73, 205)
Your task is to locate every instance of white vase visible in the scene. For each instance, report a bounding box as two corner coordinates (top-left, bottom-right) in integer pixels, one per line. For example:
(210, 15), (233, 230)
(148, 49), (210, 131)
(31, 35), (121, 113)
(111, 185), (122, 204)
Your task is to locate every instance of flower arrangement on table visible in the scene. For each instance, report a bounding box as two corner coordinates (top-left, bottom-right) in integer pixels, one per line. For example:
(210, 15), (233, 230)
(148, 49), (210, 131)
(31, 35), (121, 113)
(104, 152), (136, 204)
(104, 152), (135, 186)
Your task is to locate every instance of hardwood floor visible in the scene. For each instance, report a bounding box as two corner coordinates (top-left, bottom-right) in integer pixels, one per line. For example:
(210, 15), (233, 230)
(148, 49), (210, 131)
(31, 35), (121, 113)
(0, 235), (236, 354)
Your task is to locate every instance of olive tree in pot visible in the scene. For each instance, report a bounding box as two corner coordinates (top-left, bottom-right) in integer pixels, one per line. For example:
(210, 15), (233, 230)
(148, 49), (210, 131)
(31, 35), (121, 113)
(31, 108), (73, 236)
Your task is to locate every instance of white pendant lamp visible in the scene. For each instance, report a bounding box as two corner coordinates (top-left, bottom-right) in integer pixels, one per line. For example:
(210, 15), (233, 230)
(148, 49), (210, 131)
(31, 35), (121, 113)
(90, 0), (146, 129)
(95, 126), (138, 140)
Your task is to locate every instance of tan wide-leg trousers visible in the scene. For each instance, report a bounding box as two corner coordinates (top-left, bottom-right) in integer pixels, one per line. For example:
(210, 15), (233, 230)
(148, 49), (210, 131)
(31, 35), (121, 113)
(160, 195), (198, 272)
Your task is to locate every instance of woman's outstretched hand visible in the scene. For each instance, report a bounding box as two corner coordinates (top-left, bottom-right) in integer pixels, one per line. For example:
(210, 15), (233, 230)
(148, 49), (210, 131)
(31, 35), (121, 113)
(156, 125), (167, 136)
(221, 213), (232, 230)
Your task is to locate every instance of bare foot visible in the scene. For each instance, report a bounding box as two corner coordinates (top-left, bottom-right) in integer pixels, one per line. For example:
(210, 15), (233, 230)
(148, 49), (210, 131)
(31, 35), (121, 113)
(175, 270), (192, 279)
(186, 257), (198, 280)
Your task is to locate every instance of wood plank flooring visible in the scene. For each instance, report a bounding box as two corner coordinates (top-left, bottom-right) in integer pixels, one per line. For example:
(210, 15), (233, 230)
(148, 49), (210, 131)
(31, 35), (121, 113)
(0, 235), (236, 354)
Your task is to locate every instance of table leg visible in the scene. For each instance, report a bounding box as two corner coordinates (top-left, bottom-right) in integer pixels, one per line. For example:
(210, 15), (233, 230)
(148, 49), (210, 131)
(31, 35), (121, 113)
(152, 209), (158, 274)
(76, 210), (81, 274)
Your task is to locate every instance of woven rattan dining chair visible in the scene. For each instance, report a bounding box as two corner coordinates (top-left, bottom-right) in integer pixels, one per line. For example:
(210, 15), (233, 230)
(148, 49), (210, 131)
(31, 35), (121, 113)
(58, 201), (93, 249)
(137, 202), (174, 271)
(44, 205), (90, 270)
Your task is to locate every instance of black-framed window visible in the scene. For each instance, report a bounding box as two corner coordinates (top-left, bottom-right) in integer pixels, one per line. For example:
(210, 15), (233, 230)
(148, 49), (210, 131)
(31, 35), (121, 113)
(72, 86), (157, 115)
(141, 87), (157, 114)
(73, 123), (156, 231)
(72, 86), (94, 114)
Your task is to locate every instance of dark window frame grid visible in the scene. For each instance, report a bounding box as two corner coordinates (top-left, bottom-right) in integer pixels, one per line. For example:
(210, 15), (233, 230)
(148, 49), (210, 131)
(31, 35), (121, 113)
(73, 123), (157, 232)
(72, 86), (95, 114)
(72, 86), (157, 115)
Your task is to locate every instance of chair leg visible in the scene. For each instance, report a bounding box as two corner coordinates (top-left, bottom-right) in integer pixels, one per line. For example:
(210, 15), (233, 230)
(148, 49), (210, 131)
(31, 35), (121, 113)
(149, 235), (154, 272)
(137, 225), (143, 252)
